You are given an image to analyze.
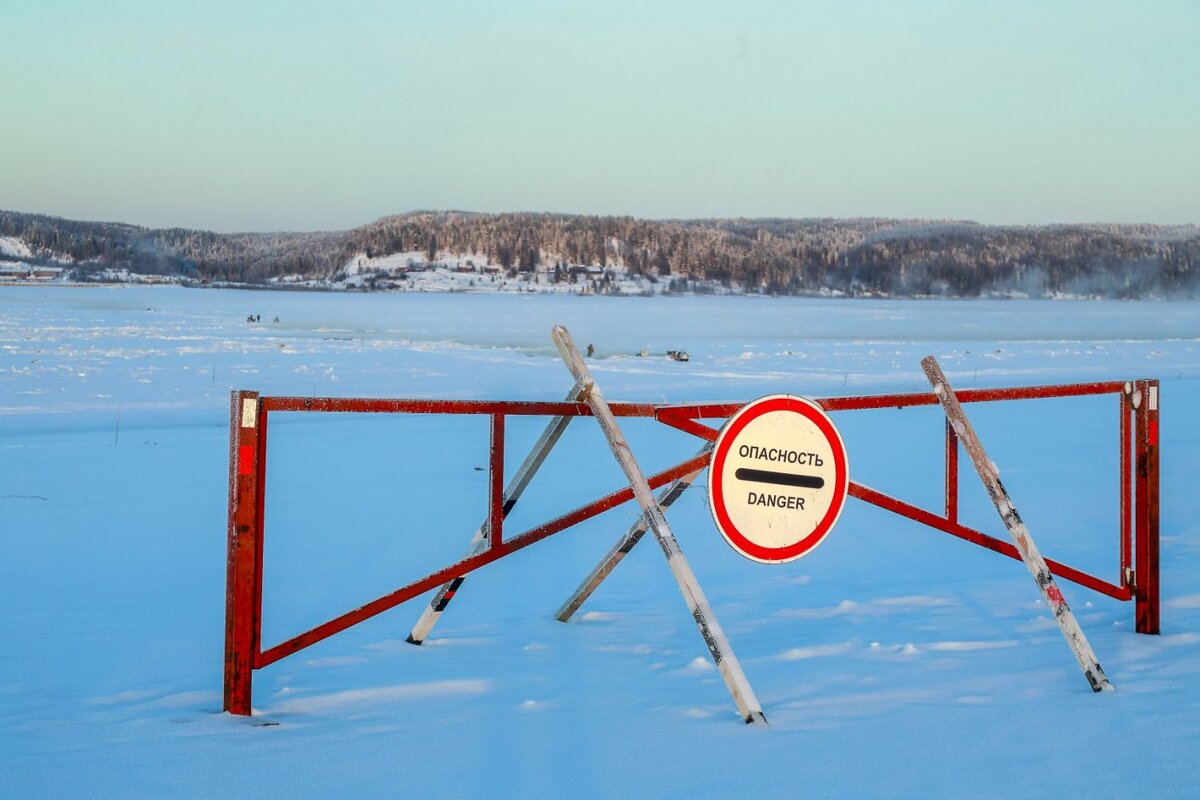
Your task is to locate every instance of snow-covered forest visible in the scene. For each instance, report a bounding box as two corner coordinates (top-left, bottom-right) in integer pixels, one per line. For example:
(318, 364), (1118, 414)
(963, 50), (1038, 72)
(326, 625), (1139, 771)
(2, 209), (1197, 298)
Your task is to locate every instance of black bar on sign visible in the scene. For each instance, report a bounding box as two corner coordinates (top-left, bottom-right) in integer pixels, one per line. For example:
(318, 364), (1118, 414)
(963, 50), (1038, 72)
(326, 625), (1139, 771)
(734, 468), (825, 490)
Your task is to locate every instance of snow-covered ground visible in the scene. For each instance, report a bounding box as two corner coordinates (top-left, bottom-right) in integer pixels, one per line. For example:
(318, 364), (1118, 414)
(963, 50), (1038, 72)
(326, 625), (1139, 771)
(0, 235), (34, 260)
(2, 285), (1198, 798)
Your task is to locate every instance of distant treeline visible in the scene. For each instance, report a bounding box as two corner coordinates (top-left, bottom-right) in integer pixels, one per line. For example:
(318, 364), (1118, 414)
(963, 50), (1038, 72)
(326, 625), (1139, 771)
(2, 209), (1197, 298)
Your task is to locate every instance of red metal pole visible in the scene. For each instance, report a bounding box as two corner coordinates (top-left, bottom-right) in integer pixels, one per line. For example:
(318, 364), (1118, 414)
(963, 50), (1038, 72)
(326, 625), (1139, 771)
(253, 408), (269, 662)
(820, 381), (1128, 412)
(488, 414), (504, 548)
(259, 381), (1128, 418)
(1120, 387), (1132, 587)
(848, 481), (1131, 601)
(655, 407), (721, 441)
(945, 417), (959, 524)
(1134, 380), (1161, 634)
(224, 390), (264, 715)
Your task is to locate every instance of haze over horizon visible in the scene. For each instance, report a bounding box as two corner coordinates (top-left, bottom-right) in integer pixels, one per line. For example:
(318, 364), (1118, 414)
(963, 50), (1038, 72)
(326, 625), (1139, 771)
(3, 1), (1197, 234)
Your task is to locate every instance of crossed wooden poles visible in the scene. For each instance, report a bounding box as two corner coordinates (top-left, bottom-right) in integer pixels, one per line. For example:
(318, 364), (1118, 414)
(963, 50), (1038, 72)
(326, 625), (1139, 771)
(408, 326), (766, 724)
(404, 327), (1112, 727)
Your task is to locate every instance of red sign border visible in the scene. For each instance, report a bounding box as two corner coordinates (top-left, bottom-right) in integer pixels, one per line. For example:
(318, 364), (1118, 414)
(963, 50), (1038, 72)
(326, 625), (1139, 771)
(708, 395), (849, 564)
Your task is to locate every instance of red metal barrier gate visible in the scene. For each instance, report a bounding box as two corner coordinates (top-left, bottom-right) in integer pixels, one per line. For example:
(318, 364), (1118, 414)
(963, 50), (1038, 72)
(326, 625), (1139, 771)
(224, 378), (1160, 716)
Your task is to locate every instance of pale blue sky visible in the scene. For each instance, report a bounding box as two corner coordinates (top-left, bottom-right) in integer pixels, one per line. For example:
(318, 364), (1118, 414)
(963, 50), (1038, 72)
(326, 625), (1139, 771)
(2, 0), (1197, 231)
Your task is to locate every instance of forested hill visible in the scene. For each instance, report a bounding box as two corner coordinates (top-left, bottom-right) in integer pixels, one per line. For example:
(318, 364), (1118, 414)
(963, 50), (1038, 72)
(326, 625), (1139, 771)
(2, 209), (1197, 298)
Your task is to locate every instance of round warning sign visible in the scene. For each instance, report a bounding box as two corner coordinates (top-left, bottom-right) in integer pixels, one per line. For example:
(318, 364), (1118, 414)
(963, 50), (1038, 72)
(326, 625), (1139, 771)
(708, 395), (849, 564)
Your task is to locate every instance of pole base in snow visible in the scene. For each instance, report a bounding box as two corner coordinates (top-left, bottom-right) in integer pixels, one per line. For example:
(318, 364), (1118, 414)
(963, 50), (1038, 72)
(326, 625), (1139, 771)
(746, 711), (768, 727)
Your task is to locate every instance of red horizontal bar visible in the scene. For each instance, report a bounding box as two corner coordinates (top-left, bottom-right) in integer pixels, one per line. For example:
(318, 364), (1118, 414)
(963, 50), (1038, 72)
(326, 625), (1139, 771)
(260, 397), (660, 416)
(655, 407), (722, 441)
(848, 482), (1131, 601)
(655, 403), (744, 420)
(255, 450), (713, 668)
(260, 381), (1130, 420)
(651, 382), (1128, 420)
(819, 381), (1128, 412)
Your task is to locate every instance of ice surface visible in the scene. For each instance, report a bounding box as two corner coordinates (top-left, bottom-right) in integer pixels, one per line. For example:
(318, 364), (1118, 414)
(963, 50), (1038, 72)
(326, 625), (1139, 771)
(2, 286), (1198, 799)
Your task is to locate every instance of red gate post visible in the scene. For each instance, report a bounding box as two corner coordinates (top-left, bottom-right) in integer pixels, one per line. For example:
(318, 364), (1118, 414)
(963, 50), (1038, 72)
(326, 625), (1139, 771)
(487, 414), (505, 548)
(1120, 386), (1133, 592)
(1134, 379), (1161, 634)
(945, 417), (959, 524)
(224, 390), (265, 715)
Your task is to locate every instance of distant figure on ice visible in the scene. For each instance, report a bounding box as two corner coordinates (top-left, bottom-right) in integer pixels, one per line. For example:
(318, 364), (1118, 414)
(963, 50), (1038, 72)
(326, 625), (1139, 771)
(586, 343), (594, 357)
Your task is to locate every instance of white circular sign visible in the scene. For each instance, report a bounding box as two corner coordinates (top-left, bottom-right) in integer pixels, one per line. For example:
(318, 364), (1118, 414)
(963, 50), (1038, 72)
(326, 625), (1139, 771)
(707, 395), (849, 564)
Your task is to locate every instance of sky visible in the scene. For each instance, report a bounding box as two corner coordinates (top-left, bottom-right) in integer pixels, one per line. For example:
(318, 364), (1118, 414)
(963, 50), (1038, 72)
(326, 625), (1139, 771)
(2, 0), (1198, 232)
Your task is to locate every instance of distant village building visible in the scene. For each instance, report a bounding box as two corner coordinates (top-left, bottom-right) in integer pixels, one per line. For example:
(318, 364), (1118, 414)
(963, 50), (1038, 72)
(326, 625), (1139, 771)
(0, 265), (64, 281)
(569, 265), (605, 279)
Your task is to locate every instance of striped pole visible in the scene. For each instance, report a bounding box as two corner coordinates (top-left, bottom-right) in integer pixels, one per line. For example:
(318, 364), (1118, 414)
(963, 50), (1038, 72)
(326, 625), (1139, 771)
(406, 378), (589, 645)
(921, 355), (1113, 693)
(556, 443), (712, 622)
(552, 325), (767, 725)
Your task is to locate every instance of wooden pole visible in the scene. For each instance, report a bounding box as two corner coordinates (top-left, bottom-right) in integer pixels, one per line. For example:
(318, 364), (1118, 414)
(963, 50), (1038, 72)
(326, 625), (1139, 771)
(552, 325), (767, 725)
(556, 443), (712, 622)
(921, 356), (1113, 693)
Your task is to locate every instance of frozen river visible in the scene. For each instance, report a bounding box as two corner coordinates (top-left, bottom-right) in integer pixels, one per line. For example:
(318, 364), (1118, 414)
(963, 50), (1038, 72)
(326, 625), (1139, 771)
(2, 285), (1198, 799)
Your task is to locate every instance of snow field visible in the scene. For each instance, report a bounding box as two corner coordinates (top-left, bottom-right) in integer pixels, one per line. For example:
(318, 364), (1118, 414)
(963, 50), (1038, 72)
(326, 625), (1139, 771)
(2, 286), (1198, 799)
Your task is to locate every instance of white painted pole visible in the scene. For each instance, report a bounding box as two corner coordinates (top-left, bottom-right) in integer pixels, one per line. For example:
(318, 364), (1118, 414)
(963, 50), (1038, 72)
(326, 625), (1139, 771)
(552, 325), (767, 725)
(555, 443), (712, 623)
(921, 355), (1113, 693)
(406, 378), (589, 645)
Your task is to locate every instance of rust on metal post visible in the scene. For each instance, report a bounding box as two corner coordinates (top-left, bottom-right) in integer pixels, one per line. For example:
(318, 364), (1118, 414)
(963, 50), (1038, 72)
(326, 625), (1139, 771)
(224, 390), (263, 716)
(1134, 379), (1161, 634)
